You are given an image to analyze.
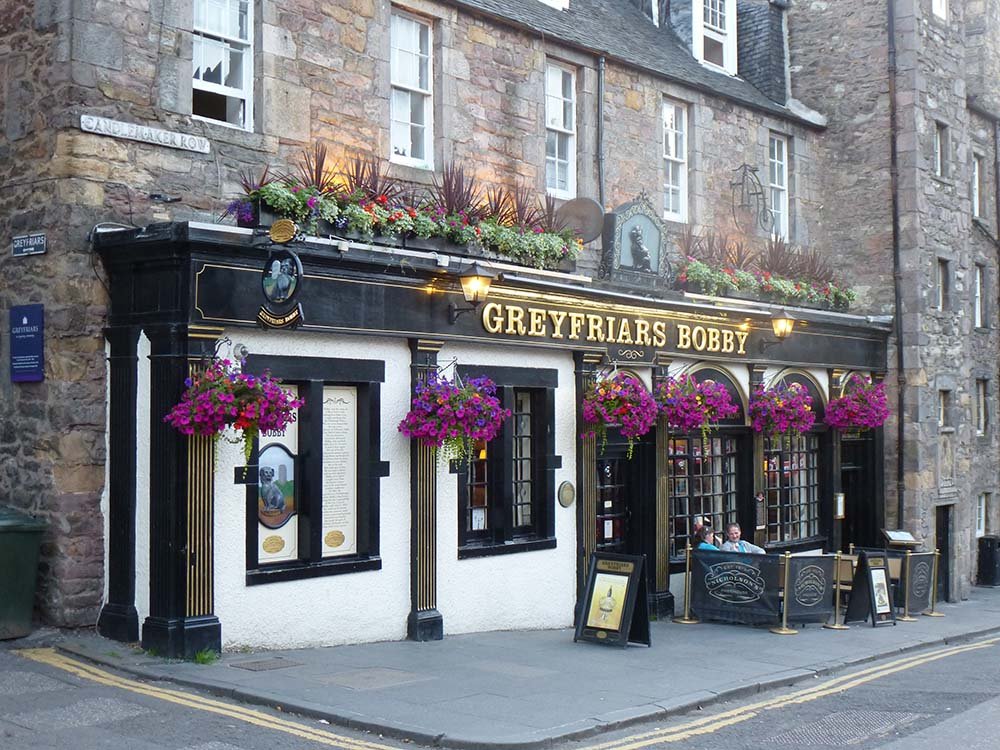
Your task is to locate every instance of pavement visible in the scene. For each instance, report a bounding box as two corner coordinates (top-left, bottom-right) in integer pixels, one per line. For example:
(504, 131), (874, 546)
(13, 587), (1000, 750)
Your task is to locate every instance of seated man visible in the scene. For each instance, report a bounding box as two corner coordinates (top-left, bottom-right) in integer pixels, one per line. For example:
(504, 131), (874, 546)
(720, 523), (765, 554)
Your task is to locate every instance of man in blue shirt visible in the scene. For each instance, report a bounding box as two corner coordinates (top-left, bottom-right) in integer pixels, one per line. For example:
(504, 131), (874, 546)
(720, 523), (765, 554)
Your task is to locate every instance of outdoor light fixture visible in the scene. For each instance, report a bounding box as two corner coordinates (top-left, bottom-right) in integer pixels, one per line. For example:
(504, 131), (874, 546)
(448, 263), (496, 324)
(759, 309), (796, 353)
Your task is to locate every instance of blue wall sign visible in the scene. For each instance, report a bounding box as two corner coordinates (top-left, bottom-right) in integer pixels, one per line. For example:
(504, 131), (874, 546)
(12, 233), (47, 257)
(10, 304), (44, 382)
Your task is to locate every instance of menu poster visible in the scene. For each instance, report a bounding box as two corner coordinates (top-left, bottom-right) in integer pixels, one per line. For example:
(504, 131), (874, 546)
(322, 386), (358, 557)
(258, 386), (299, 564)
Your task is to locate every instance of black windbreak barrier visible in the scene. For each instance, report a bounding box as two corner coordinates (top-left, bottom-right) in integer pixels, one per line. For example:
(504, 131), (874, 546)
(691, 550), (782, 625)
(783, 554), (836, 624)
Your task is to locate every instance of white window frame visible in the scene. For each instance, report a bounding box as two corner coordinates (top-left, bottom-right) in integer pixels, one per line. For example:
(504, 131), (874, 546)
(976, 379), (989, 436)
(769, 133), (790, 240)
(545, 61), (577, 200)
(662, 99), (689, 223)
(693, 0), (738, 75)
(975, 264), (985, 328)
(932, 0), (948, 20)
(934, 123), (949, 178)
(390, 10), (434, 170)
(973, 154), (984, 219)
(192, 0), (253, 131)
(977, 493), (987, 537)
(936, 258), (949, 310)
(938, 389), (950, 428)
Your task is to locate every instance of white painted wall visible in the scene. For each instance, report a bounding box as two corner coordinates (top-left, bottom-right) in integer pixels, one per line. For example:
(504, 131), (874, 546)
(436, 342), (578, 634)
(212, 330), (412, 649)
(135, 331), (151, 627)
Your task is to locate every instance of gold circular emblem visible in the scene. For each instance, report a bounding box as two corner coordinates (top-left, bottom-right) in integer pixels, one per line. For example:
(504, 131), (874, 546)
(557, 481), (576, 508)
(596, 630), (607, 639)
(262, 535), (285, 554)
(325, 530), (346, 548)
(268, 218), (297, 244)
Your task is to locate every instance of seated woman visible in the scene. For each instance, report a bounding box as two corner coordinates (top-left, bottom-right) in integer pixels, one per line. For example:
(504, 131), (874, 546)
(692, 525), (720, 551)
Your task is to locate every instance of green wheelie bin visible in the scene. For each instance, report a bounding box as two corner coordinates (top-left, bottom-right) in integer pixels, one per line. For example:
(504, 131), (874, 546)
(0, 507), (46, 639)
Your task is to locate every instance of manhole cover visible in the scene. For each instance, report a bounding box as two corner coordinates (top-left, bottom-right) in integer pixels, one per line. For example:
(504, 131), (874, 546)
(230, 657), (302, 672)
(767, 710), (927, 746)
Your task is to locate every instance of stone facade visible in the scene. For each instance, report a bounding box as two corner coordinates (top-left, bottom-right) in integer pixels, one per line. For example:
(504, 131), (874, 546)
(790, 0), (1000, 598)
(1, 0), (997, 627)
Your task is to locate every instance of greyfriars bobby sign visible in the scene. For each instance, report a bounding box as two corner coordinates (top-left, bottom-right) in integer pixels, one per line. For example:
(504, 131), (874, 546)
(599, 195), (673, 289)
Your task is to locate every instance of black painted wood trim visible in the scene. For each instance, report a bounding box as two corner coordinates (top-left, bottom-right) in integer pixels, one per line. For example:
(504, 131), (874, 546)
(458, 537), (557, 559)
(457, 365), (558, 389)
(246, 557), (383, 586)
(248, 355), (385, 383)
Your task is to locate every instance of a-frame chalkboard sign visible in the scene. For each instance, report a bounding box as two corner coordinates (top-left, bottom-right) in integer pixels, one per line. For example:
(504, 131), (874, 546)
(574, 552), (650, 647)
(844, 551), (896, 627)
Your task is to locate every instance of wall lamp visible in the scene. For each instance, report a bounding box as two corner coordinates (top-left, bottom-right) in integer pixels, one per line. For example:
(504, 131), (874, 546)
(448, 263), (496, 324)
(758, 309), (796, 353)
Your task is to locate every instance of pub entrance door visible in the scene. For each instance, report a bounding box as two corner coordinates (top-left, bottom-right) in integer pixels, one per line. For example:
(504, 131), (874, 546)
(841, 432), (879, 550)
(594, 431), (656, 557)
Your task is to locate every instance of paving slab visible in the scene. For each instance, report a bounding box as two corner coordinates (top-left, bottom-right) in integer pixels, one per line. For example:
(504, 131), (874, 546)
(13, 586), (999, 749)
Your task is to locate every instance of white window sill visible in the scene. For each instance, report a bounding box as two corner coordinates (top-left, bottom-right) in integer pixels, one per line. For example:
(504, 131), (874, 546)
(192, 114), (253, 133)
(391, 154), (434, 172)
(546, 188), (575, 202)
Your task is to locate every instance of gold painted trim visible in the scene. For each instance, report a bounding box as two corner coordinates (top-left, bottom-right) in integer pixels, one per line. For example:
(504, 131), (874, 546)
(678, 362), (751, 425)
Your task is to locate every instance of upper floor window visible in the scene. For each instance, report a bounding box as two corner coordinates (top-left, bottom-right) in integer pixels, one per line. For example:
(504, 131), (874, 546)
(192, 0), (253, 129)
(694, 0), (737, 74)
(975, 264), (986, 327)
(935, 258), (950, 310)
(932, 0), (948, 20)
(545, 62), (576, 199)
(938, 389), (952, 429)
(769, 134), (789, 240)
(663, 100), (689, 223)
(976, 379), (989, 436)
(391, 11), (433, 169)
(973, 154), (985, 219)
(934, 123), (949, 178)
(977, 493), (989, 537)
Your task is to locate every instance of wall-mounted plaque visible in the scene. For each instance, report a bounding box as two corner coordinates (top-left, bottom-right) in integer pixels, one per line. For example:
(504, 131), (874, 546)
(257, 386), (299, 564)
(258, 248), (304, 329)
(10, 304), (44, 382)
(322, 386), (358, 557)
(12, 233), (46, 257)
(598, 194), (674, 291)
(557, 481), (575, 508)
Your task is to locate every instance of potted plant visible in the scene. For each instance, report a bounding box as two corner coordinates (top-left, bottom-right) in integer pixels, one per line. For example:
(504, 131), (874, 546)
(655, 374), (739, 440)
(581, 372), (658, 458)
(163, 359), (304, 463)
(748, 382), (815, 438)
(221, 166), (275, 228)
(397, 372), (511, 461)
(825, 374), (889, 430)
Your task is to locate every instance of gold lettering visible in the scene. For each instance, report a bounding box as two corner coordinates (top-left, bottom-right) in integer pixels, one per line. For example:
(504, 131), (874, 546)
(721, 329), (735, 353)
(652, 321), (668, 348)
(736, 330), (749, 355)
(616, 318), (634, 344)
(677, 324), (691, 349)
(587, 315), (606, 342)
(549, 310), (568, 338)
(635, 320), (651, 346)
(606, 316), (617, 343)
(569, 313), (586, 340)
(483, 303), (504, 334)
(691, 326), (708, 351)
(528, 308), (547, 337)
(707, 327), (721, 352)
(505, 306), (527, 335)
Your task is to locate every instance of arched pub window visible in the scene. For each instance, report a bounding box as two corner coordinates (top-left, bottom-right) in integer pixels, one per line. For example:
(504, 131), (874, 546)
(761, 373), (826, 544)
(668, 367), (747, 560)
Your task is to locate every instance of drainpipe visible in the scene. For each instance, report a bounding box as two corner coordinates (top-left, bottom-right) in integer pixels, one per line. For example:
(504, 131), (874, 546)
(598, 55), (606, 207)
(888, 0), (906, 528)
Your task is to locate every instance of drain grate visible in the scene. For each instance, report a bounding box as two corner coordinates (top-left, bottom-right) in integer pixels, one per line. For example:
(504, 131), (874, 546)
(767, 710), (927, 746)
(230, 657), (302, 672)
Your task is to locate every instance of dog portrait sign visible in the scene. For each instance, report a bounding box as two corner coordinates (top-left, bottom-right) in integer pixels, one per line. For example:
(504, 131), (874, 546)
(258, 248), (304, 329)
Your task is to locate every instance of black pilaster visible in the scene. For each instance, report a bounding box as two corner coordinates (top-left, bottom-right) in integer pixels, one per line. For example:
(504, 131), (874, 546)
(98, 325), (141, 643)
(650, 353), (675, 619)
(407, 338), (444, 641)
(140, 324), (222, 658)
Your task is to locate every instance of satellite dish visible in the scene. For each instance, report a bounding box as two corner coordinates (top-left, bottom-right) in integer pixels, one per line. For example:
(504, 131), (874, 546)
(555, 197), (605, 243)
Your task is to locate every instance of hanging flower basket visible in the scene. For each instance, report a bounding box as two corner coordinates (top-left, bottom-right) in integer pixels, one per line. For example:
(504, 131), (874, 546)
(581, 372), (658, 458)
(655, 374), (740, 441)
(749, 382), (815, 438)
(164, 359), (304, 463)
(825, 374), (889, 431)
(398, 373), (511, 462)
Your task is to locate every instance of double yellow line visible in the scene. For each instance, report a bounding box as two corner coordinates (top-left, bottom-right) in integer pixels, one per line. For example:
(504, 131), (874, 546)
(19, 638), (997, 750)
(580, 637), (998, 750)
(17, 648), (399, 750)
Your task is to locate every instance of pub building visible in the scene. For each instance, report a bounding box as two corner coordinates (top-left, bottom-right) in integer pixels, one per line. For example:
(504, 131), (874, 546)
(94, 201), (889, 656)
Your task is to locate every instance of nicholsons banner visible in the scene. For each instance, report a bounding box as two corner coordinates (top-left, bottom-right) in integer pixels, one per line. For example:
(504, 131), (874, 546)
(691, 550), (782, 625)
(782, 555), (836, 624)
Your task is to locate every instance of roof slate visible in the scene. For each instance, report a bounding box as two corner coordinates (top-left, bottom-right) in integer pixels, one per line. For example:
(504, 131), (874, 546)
(448, 0), (814, 127)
